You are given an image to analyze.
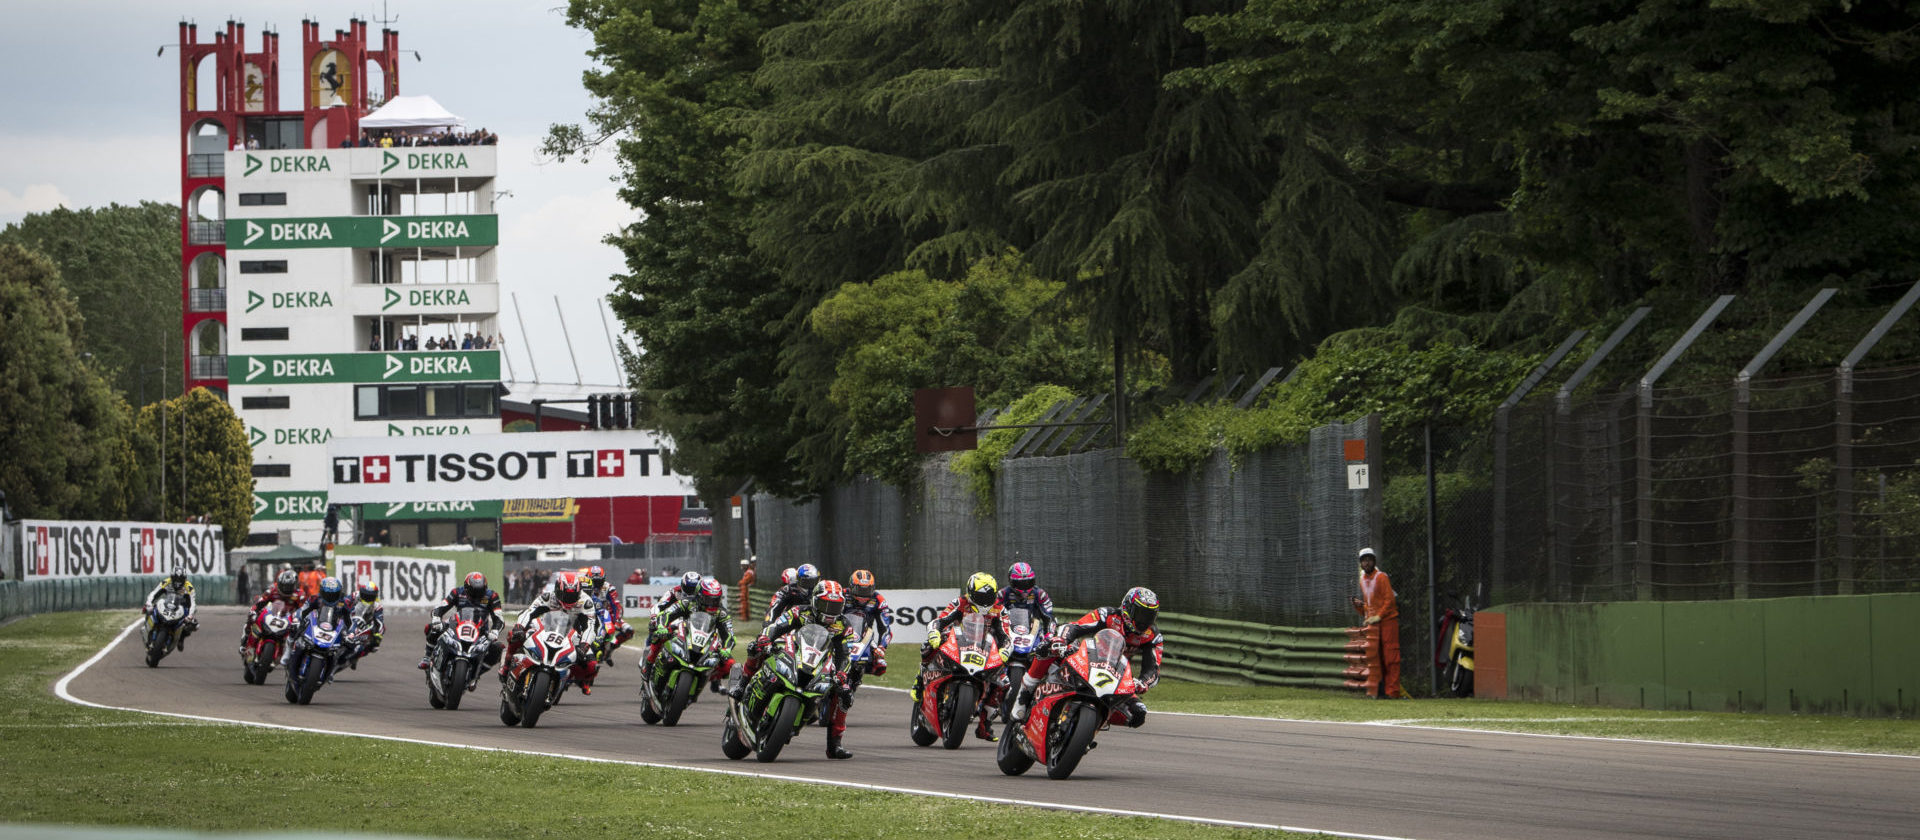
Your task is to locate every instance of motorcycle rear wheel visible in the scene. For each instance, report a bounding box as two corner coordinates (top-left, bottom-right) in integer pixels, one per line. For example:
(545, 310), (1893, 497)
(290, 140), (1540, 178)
(941, 682), (976, 750)
(996, 720), (1034, 775)
(520, 671), (553, 728)
(720, 710), (751, 760)
(662, 670), (694, 726)
(444, 660), (470, 711)
(1045, 702), (1100, 780)
(755, 696), (799, 763)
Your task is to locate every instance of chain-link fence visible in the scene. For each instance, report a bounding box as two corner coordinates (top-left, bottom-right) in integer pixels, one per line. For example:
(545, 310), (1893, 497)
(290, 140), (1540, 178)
(1493, 364), (1920, 604)
(754, 417), (1379, 628)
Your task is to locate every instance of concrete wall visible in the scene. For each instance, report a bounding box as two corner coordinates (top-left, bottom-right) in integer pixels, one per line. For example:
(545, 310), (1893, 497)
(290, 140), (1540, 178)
(0, 575), (239, 623)
(1487, 593), (1920, 717)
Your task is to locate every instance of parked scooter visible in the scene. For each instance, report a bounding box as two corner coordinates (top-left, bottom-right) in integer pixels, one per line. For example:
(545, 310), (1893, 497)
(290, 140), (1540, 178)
(1436, 592), (1476, 697)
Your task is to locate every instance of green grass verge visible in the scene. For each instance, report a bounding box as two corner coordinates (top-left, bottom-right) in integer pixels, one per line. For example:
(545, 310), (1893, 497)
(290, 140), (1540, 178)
(859, 642), (1920, 755)
(0, 611), (1301, 840)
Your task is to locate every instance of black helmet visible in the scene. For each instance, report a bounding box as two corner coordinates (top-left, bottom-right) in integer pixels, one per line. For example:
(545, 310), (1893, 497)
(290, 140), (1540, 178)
(166, 572), (188, 591)
(810, 581), (846, 622)
(318, 576), (345, 605)
(1120, 587), (1159, 631)
(275, 570), (298, 597)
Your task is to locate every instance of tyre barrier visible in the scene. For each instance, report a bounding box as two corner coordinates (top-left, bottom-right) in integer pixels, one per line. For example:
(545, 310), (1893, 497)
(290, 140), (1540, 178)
(0, 575), (237, 624)
(1154, 612), (1368, 691)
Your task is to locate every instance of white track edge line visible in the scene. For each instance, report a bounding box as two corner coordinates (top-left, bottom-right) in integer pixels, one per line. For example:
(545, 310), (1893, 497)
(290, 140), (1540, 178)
(869, 686), (1917, 761)
(53, 619), (1424, 840)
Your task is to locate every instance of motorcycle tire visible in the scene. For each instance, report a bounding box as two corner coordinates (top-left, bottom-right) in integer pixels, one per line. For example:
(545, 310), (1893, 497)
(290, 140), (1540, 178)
(662, 670), (694, 727)
(720, 711), (751, 760)
(427, 670), (446, 709)
(941, 682), (976, 750)
(520, 671), (553, 728)
(243, 663), (259, 685)
(499, 695), (521, 727)
(1046, 702), (1100, 780)
(1449, 657), (1474, 698)
(295, 659), (324, 705)
(444, 660), (470, 711)
(283, 669), (299, 704)
(997, 720), (1034, 776)
(908, 698), (937, 747)
(145, 646), (163, 668)
(755, 696), (799, 763)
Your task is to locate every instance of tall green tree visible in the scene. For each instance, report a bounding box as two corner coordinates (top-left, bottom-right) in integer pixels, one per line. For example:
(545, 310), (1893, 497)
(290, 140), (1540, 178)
(0, 202), (184, 407)
(130, 388), (253, 550)
(0, 244), (136, 519)
(547, 0), (822, 497)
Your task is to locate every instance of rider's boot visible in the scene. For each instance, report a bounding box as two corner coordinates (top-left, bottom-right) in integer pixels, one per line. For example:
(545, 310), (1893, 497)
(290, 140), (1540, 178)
(1009, 672), (1041, 722)
(825, 732), (852, 760)
(975, 708), (998, 742)
(909, 674), (924, 703)
(720, 675), (743, 700)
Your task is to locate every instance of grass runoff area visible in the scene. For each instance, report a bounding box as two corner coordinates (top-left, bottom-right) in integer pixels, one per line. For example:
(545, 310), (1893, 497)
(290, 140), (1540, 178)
(7, 614), (1918, 840)
(0, 611), (1291, 840)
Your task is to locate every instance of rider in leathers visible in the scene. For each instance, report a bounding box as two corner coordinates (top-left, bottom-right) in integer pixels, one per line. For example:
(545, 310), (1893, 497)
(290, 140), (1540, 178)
(420, 572), (505, 670)
(643, 577), (737, 689)
(1009, 587), (1162, 729)
(143, 572), (198, 650)
(244, 570), (304, 656)
(728, 581), (856, 760)
(761, 563), (820, 624)
(917, 573), (1009, 742)
(502, 572), (596, 682)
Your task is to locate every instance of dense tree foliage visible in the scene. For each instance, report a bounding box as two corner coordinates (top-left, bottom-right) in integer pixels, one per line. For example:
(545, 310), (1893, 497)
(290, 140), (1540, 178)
(559, 0), (1920, 490)
(0, 203), (184, 407)
(0, 245), (137, 519)
(130, 388), (254, 549)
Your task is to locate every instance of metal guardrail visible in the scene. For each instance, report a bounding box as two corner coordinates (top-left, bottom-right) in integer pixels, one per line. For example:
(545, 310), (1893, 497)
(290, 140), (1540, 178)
(187, 220), (224, 245)
(187, 154), (225, 178)
(0, 575), (238, 623)
(188, 288), (227, 312)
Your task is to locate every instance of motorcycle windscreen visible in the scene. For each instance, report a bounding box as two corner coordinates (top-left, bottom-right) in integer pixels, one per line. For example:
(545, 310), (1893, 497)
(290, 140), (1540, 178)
(792, 623), (832, 675)
(1004, 606), (1032, 638)
(157, 593), (187, 621)
(1083, 628), (1131, 695)
(685, 611), (715, 648)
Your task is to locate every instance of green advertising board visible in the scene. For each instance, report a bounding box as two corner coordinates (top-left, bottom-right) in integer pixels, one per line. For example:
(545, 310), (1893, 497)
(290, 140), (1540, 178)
(229, 350), (500, 384)
(365, 500), (505, 521)
(253, 490), (329, 520)
(225, 214), (498, 250)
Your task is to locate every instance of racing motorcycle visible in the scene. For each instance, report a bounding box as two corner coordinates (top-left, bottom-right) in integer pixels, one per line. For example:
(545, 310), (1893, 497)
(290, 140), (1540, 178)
(426, 605), (495, 711)
(499, 615), (579, 728)
(997, 627), (1139, 780)
(284, 609), (348, 705)
(910, 611), (1003, 750)
(843, 610), (878, 692)
(341, 609), (377, 670)
(1437, 593), (1477, 697)
(241, 601), (295, 685)
(640, 610), (726, 726)
(996, 605), (1043, 719)
(142, 591), (191, 668)
(721, 623), (839, 763)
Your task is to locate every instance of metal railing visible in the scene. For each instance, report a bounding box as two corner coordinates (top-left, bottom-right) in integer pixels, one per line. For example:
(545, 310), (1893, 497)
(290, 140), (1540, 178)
(187, 154), (224, 178)
(188, 288), (227, 312)
(190, 355), (227, 379)
(187, 220), (224, 246)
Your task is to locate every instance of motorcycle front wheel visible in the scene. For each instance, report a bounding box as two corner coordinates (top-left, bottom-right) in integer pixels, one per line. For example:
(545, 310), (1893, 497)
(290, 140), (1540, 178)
(942, 681), (976, 750)
(444, 660), (471, 710)
(295, 658), (325, 705)
(1448, 656), (1474, 697)
(755, 696), (799, 763)
(520, 671), (553, 728)
(1046, 702), (1100, 780)
(662, 670), (694, 726)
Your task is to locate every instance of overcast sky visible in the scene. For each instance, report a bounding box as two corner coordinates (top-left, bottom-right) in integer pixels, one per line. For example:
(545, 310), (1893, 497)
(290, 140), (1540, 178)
(0, 1), (633, 386)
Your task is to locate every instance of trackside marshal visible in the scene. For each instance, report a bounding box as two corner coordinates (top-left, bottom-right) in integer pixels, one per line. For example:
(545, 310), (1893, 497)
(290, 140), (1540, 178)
(326, 430), (695, 504)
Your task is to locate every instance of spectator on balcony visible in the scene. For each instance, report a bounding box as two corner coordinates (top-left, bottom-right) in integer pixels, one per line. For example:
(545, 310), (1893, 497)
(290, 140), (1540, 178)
(461, 333), (473, 350)
(368, 334), (381, 352)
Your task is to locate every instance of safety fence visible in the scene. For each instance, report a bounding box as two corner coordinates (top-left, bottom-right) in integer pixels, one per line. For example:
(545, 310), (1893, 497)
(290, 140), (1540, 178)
(0, 575), (237, 624)
(1153, 612), (1368, 691)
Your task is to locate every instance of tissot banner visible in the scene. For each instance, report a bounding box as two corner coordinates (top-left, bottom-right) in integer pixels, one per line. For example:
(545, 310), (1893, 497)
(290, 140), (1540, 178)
(334, 555), (456, 607)
(22, 519), (225, 580)
(327, 430), (693, 504)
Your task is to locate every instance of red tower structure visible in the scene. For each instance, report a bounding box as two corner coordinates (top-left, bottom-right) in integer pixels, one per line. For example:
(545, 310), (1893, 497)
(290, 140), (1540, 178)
(175, 18), (402, 396)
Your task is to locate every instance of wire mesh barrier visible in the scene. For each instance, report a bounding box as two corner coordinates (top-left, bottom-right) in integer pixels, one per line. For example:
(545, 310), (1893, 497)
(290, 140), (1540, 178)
(1493, 364), (1920, 604)
(753, 418), (1378, 628)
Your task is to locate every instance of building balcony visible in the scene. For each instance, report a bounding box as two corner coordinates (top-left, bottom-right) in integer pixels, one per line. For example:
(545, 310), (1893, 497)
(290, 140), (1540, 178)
(187, 154), (224, 178)
(188, 288), (227, 312)
(190, 355), (228, 380)
(187, 220), (224, 246)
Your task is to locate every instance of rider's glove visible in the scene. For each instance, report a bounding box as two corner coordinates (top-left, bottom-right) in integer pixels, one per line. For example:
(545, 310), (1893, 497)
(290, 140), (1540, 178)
(1126, 698), (1148, 728)
(925, 627), (942, 647)
(748, 638), (769, 658)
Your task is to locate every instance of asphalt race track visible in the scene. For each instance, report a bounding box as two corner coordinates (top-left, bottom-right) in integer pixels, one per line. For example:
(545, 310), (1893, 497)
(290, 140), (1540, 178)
(65, 609), (1920, 840)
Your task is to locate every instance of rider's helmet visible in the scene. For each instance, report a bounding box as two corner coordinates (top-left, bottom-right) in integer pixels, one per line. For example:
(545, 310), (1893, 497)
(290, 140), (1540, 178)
(679, 570), (702, 595)
(1006, 562), (1036, 592)
(780, 567), (797, 586)
(847, 569), (876, 604)
(964, 572), (998, 608)
(275, 570), (298, 597)
(462, 571), (489, 602)
(357, 582), (380, 603)
(165, 572), (188, 592)
(317, 576), (345, 605)
(553, 572), (583, 607)
(1120, 587), (1160, 632)
(696, 577), (724, 611)
(584, 565), (607, 594)
(810, 581), (846, 623)
(794, 563), (821, 591)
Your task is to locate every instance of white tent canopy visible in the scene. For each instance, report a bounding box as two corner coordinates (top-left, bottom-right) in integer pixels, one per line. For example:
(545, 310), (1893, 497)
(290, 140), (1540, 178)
(359, 95), (465, 130)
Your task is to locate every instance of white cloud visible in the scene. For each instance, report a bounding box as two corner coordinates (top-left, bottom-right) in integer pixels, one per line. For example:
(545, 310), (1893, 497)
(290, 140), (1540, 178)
(0, 184), (73, 216)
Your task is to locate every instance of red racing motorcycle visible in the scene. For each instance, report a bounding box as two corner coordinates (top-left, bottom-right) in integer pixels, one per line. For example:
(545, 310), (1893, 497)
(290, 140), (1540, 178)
(910, 611), (1002, 750)
(996, 627), (1139, 780)
(240, 600), (296, 685)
